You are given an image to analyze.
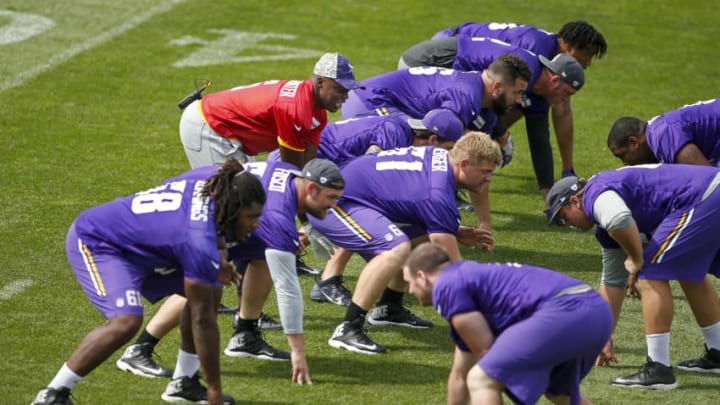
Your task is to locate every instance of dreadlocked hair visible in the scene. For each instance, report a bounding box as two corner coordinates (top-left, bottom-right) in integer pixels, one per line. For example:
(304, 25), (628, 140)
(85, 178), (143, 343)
(202, 159), (266, 238)
(558, 20), (608, 58)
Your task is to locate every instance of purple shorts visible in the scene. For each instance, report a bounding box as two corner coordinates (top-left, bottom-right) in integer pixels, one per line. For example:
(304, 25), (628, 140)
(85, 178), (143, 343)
(66, 223), (183, 319)
(478, 292), (612, 405)
(308, 201), (410, 261)
(641, 182), (720, 282)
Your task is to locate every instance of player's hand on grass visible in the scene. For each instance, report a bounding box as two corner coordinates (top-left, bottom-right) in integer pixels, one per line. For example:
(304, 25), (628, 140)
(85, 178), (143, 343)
(457, 225), (494, 252)
(595, 338), (618, 367)
(291, 351), (313, 385)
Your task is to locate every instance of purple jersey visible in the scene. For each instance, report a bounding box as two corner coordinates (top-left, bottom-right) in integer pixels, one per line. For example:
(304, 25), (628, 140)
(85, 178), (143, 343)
(243, 161), (302, 253)
(432, 22), (558, 60)
(340, 146), (460, 235)
(432, 260), (611, 405)
(645, 99), (720, 165)
(73, 167), (223, 286)
(434, 261), (583, 349)
(582, 164), (720, 233)
(343, 67), (492, 131)
(454, 36), (542, 90)
(318, 115), (414, 167)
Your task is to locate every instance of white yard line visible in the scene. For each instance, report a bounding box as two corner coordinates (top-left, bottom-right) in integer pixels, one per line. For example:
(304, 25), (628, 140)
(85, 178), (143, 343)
(0, 0), (186, 94)
(0, 279), (34, 300)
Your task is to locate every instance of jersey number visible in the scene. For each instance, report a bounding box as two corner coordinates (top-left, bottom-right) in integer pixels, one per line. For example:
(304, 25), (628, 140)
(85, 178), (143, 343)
(130, 180), (187, 214)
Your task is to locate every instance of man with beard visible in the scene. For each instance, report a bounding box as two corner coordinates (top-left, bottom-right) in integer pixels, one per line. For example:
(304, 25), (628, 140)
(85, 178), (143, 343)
(223, 158), (344, 385)
(340, 55), (530, 244)
(399, 36), (585, 217)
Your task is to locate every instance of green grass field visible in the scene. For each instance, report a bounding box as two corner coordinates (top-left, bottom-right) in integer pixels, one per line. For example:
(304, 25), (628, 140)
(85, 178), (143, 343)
(2, 1), (719, 404)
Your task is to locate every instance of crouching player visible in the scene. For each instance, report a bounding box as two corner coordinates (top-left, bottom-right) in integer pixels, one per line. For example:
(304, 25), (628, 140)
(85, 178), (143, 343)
(404, 242), (612, 404)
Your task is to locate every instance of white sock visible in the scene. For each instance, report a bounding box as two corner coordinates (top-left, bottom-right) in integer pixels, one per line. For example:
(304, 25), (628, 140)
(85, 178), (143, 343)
(172, 349), (200, 379)
(48, 363), (83, 390)
(701, 321), (720, 350)
(647, 333), (671, 366)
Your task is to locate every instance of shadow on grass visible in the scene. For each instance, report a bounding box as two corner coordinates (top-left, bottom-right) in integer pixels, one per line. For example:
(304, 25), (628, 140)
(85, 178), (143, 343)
(233, 355), (447, 386)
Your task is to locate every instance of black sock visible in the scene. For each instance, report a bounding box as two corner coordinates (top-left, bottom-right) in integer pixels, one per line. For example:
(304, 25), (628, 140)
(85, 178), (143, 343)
(135, 328), (160, 347)
(235, 317), (259, 333)
(344, 302), (367, 326)
(378, 288), (404, 306)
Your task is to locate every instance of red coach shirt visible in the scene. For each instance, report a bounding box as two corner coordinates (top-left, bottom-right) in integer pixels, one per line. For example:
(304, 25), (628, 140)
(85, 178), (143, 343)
(199, 79), (327, 156)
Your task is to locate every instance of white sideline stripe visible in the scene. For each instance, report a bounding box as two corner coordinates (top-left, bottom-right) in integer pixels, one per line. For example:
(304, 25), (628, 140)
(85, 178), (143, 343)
(0, 0), (186, 94)
(0, 279), (34, 300)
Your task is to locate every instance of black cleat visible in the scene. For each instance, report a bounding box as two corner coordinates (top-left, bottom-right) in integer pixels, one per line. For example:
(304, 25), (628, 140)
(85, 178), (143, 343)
(328, 321), (386, 355)
(310, 275), (352, 306)
(367, 303), (434, 328)
(161, 373), (235, 404)
(296, 256), (321, 276)
(677, 345), (720, 374)
(610, 357), (677, 390)
(116, 342), (173, 378)
(224, 329), (290, 361)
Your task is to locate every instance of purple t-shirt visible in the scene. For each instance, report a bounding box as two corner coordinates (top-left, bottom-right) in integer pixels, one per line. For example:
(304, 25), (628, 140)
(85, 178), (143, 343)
(340, 146), (460, 235)
(317, 115), (415, 167)
(582, 164), (720, 234)
(244, 161), (302, 253)
(432, 22), (558, 59)
(454, 36), (542, 90)
(73, 166), (223, 285)
(347, 67), (491, 131)
(433, 261), (582, 351)
(645, 99), (720, 165)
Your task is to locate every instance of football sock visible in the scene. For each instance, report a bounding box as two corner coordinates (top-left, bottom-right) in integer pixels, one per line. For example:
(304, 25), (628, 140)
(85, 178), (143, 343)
(49, 363), (83, 390)
(647, 333), (671, 366)
(172, 349), (199, 379)
(344, 302), (367, 326)
(701, 321), (720, 350)
(234, 317), (259, 333)
(135, 328), (160, 347)
(378, 288), (404, 306)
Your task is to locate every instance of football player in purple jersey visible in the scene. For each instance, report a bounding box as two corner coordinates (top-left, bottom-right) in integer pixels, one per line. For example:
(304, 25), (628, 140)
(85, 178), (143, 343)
(111, 159), (344, 386)
(400, 34), (590, 218)
(32, 159), (265, 405)
(547, 164), (720, 389)
(296, 109), (467, 307)
(341, 54), (530, 132)
(309, 132), (502, 355)
(590, 98), (720, 367)
(432, 21), (607, 69)
(222, 158), (344, 385)
(607, 98), (720, 166)
(429, 21), (607, 216)
(404, 242), (612, 405)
